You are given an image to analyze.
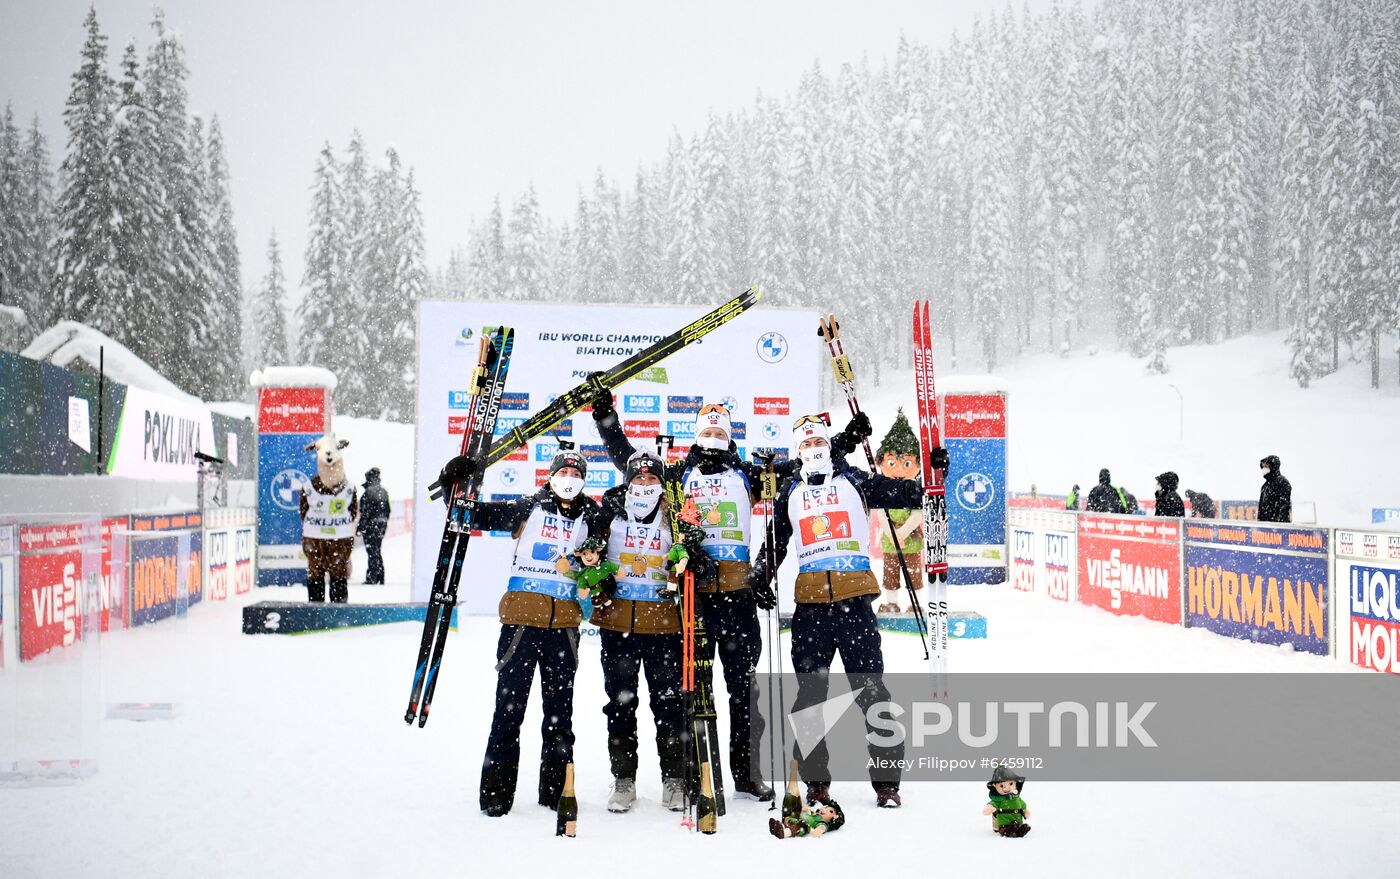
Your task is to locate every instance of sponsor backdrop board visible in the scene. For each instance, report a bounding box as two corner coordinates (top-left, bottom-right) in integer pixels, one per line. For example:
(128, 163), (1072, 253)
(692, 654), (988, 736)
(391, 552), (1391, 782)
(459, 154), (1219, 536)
(256, 386), (330, 586)
(413, 300), (819, 608)
(1183, 521), (1330, 655)
(1077, 513), (1182, 624)
(1335, 527), (1400, 673)
(943, 392), (1008, 584)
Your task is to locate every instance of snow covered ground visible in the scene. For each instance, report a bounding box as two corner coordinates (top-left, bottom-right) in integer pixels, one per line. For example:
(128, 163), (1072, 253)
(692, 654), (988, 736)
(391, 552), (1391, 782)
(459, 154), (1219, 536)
(4, 329), (1398, 877)
(2, 533), (1397, 878)
(864, 330), (1400, 528)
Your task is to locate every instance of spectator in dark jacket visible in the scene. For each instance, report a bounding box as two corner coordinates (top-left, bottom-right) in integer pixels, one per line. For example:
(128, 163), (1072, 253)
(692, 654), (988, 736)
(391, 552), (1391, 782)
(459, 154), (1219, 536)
(1086, 469), (1126, 513)
(1154, 471), (1185, 517)
(357, 467), (392, 584)
(1258, 455), (1292, 523)
(1184, 489), (1216, 519)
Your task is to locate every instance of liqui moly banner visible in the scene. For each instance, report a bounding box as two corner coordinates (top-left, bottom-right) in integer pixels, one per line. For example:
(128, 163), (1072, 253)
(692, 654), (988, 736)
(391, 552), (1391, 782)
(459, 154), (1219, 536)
(942, 391), (1007, 585)
(1335, 528), (1400, 673)
(413, 301), (818, 609)
(1184, 522), (1330, 656)
(1077, 514), (1182, 624)
(1007, 508), (1077, 603)
(255, 384), (331, 587)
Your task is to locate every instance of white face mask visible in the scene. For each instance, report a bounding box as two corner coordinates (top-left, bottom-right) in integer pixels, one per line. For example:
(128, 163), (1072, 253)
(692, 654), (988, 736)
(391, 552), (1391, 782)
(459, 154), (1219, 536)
(696, 435), (728, 451)
(550, 473), (585, 499)
(626, 483), (664, 518)
(799, 445), (832, 478)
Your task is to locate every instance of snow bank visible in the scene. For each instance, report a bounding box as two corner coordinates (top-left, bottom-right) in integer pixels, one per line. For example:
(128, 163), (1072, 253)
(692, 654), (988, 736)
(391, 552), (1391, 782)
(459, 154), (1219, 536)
(21, 320), (194, 399)
(857, 331), (1400, 528)
(249, 365), (338, 390)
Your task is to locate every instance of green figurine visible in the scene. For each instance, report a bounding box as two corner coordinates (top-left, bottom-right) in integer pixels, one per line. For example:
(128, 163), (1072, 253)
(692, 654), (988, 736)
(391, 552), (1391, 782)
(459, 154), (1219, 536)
(983, 765), (1031, 837)
(567, 536), (620, 609)
(769, 800), (845, 839)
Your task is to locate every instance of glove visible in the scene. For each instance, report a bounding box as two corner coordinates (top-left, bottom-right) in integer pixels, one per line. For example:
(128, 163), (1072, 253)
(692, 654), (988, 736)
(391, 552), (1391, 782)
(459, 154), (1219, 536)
(436, 455), (479, 503)
(844, 411), (873, 442)
(595, 573), (618, 600)
(931, 446), (950, 471)
(749, 568), (777, 611)
(588, 373), (614, 420)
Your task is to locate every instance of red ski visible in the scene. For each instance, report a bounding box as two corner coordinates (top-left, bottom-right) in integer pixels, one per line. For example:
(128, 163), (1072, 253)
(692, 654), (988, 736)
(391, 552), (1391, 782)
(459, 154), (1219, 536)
(912, 301), (949, 692)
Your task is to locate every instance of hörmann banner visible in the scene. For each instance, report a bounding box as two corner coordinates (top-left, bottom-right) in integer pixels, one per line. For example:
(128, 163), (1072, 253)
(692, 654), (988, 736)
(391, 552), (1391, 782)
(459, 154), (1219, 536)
(1335, 527), (1400, 673)
(1183, 521), (1330, 655)
(1077, 514), (1182, 624)
(413, 300), (819, 609)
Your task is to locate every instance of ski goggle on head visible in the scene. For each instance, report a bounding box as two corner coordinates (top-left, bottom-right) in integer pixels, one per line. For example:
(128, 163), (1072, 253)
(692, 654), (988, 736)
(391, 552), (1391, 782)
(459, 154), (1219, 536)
(792, 413), (831, 444)
(695, 403), (732, 436)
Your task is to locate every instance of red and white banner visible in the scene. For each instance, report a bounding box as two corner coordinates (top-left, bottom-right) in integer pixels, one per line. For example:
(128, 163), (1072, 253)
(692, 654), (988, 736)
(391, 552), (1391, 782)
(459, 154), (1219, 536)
(942, 394), (1007, 440)
(17, 522), (97, 661)
(1077, 514), (1182, 624)
(257, 386), (328, 434)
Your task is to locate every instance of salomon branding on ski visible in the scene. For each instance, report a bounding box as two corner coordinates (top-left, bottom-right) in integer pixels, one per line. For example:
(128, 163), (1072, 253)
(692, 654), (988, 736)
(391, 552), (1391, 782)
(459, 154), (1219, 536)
(406, 326), (515, 726)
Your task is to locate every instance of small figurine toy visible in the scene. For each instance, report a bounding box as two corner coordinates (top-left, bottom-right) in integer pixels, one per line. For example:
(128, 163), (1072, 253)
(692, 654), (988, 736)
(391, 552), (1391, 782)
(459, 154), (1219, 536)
(983, 765), (1031, 837)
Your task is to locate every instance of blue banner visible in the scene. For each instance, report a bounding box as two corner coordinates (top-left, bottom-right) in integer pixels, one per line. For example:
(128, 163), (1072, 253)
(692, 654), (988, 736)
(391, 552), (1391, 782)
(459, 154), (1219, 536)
(129, 514), (203, 627)
(1184, 522), (1330, 655)
(945, 437), (1007, 584)
(257, 433), (316, 586)
(1373, 508), (1400, 525)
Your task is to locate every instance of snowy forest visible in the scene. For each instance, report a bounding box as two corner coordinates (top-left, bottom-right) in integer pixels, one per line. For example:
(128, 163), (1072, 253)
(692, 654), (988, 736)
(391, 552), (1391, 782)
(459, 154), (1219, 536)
(0, 9), (242, 400)
(3, 0), (1397, 423)
(436, 0), (1399, 389)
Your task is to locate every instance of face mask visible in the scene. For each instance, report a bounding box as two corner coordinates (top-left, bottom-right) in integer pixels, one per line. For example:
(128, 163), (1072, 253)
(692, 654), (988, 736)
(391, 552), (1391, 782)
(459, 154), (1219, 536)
(626, 483), (664, 518)
(799, 445), (832, 478)
(696, 435), (728, 451)
(550, 473), (584, 499)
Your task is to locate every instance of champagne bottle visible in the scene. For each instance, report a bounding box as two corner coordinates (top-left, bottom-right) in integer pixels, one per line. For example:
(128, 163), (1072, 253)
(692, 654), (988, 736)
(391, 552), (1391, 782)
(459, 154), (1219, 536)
(556, 762), (577, 837)
(782, 759), (802, 820)
(697, 762), (718, 835)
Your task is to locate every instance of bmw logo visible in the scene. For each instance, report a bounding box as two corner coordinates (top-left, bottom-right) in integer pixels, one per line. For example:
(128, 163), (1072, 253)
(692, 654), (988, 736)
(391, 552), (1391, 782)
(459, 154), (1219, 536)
(500, 467), (519, 487)
(956, 472), (995, 512)
(722, 395), (738, 412)
(460, 327), (474, 341)
(757, 332), (788, 363)
(270, 468), (309, 511)
(761, 421), (781, 440)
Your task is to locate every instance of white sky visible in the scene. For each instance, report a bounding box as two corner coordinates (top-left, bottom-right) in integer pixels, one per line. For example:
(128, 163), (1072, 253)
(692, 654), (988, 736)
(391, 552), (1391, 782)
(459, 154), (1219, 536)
(1, 0), (1060, 299)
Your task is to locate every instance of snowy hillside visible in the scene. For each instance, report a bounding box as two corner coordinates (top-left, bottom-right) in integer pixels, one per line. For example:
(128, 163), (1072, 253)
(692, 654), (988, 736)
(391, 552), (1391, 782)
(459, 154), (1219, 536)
(857, 330), (1400, 528)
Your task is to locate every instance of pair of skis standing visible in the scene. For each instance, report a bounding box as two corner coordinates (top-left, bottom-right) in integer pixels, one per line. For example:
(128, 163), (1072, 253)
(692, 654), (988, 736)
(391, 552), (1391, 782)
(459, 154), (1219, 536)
(408, 288), (950, 834)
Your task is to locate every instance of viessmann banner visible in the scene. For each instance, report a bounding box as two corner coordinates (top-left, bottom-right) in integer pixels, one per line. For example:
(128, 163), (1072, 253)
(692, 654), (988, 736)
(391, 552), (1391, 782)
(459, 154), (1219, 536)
(413, 300), (819, 609)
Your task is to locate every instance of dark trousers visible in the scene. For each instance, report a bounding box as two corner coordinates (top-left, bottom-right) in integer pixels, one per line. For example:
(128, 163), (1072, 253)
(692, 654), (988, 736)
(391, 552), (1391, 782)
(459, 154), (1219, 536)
(790, 597), (902, 790)
(362, 523), (386, 584)
(697, 588), (765, 785)
(480, 625), (579, 813)
(600, 628), (684, 780)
